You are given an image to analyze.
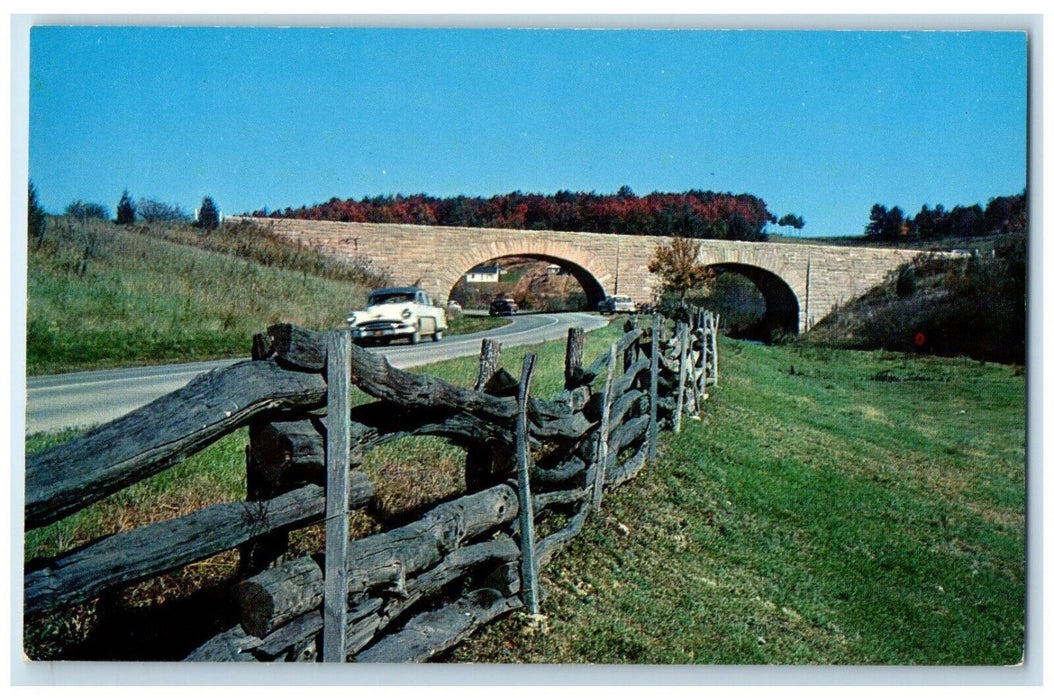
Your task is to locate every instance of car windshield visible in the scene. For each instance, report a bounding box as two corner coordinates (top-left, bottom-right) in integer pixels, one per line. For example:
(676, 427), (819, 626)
(369, 292), (414, 305)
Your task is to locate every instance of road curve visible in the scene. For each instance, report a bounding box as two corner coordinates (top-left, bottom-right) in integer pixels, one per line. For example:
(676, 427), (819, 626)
(24, 312), (612, 435)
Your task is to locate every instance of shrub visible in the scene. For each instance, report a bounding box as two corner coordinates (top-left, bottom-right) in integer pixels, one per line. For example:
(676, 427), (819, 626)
(64, 200), (111, 221)
(137, 199), (191, 223)
(894, 264), (917, 298)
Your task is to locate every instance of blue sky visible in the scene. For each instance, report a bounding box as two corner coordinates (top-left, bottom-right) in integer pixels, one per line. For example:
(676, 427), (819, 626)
(28, 26), (1028, 237)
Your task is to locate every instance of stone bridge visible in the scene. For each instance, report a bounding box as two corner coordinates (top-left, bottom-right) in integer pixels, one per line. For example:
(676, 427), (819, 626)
(231, 217), (922, 334)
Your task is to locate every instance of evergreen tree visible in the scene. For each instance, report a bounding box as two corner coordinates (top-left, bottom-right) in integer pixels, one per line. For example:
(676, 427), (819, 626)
(781, 213), (805, 235)
(197, 196), (220, 232)
(882, 206), (906, 240)
(865, 204), (905, 240)
(28, 182), (47, 246)
(116, 189), (136, 225)
(865, 204), (888, 238)
(914, 204), (935, 239)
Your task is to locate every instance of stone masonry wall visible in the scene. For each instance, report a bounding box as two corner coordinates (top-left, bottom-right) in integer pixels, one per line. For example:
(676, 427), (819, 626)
(229, 217), (920, 333)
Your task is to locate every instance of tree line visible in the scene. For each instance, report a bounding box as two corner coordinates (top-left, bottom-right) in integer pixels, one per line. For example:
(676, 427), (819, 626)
(116, 190), (220, 230)
(864, 192), (1026, 242)
(27, 184), (222, 233)
(251, 187), (788, 242)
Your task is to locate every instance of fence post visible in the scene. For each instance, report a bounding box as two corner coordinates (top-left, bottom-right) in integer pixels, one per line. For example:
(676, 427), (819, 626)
(564, 327), (584, 389)
(700, 312), (709, 401)
(674, 322), (688, 434)
(323, 330), (352, 662)
(622, 317), (638, 372)
(685, 321), (701, 418)
(594, 344), (618, 512)
(474, 338), (503, 392)
(693, 312), (705, 414)
(648, 313), (661, 462)
(467, 339), (503, 491)
(515, 353), (540, 615)
(711, 313), (720, 387)
(240, 331), (288, 575)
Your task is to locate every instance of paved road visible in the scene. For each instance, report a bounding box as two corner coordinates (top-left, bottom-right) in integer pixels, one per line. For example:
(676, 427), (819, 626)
(24, 312), (611, 435)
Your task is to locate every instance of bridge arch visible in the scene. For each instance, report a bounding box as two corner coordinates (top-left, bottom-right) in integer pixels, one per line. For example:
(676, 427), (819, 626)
(703, 262), (801, 340)
(437, 239), (613, 309)
(446, 254), (608, 310)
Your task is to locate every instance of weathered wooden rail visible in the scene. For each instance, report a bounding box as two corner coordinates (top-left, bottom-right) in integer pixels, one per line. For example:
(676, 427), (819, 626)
(24, 308), (718, 662)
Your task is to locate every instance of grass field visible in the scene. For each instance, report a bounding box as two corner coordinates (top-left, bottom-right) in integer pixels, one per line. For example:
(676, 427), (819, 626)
(24, 324), (1026, 664)
(26, 219), (371, 374)
(26, 218), (506, 375)
(450, 339), (1026, 665)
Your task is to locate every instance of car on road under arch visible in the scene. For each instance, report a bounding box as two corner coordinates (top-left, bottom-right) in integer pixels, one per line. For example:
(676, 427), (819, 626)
(597, 295), (637, 315)
(489, 297), (519, 316)
(346, 286), (448, 345)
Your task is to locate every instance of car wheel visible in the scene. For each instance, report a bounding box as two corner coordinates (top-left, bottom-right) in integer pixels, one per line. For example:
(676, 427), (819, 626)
(410, 324), (421, 345)
(433, 329), (443, 342)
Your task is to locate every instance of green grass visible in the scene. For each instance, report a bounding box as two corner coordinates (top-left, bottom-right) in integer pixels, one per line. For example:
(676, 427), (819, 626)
(24, 429), (250, 563)
(23, 428), (252, 660)
(445, 314), (510, 337)
(451, 339), (1025, 665)
(27, 219), (374, 375)
(24, 325), (1024, 664)
(26, 219), (511, 375)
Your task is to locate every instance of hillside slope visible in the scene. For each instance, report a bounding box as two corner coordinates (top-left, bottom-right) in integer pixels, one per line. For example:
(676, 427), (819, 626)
(804, 233), (1025, 365)
(27, 218), (376, 374)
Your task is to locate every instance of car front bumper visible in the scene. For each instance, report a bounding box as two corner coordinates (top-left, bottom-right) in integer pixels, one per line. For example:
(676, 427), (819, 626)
(350, 322), (416, 340)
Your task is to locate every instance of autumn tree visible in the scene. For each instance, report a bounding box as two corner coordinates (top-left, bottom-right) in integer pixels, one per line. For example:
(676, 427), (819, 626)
(648, 235), (715, 304)
(263, 188), (775, 241)
(984, 193), (1027, 234)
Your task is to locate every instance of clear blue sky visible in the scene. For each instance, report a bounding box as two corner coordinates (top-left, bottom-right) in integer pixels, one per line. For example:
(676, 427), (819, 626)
(28, 26), (1028, 237)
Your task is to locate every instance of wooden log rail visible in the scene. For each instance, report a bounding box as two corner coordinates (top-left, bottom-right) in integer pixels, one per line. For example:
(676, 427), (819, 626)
(24, 359), (328, 530)
(24, 476), (374, 617)
(25, 307), (719, 664)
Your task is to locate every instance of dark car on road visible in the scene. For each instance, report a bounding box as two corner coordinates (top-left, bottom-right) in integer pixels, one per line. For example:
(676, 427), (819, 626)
(489, 297), (519, 316)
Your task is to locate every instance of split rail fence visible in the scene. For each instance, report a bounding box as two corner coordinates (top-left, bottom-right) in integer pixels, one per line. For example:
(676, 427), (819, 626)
(24, 309), (719, 662)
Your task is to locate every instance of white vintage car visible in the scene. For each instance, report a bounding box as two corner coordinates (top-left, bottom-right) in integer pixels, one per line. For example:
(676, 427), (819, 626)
(597, 295), (637, 315)
(346, 287), (448, 345)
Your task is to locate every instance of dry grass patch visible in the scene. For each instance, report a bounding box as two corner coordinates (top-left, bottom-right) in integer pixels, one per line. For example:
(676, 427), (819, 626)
(360, 436), (468, 524)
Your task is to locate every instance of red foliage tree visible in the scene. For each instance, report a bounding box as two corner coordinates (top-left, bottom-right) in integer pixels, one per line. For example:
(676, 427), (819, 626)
(259, 189), (778, 241)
